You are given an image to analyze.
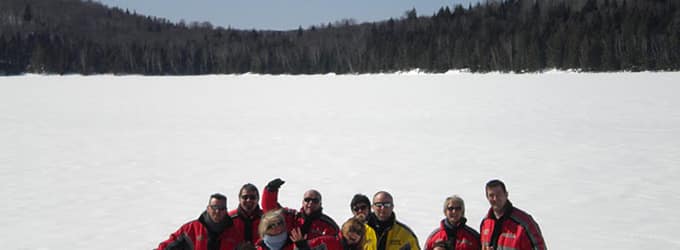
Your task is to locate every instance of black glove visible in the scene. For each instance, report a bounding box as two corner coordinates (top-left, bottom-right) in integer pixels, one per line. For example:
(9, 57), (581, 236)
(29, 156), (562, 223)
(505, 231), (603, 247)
(266, 178), (285, 191)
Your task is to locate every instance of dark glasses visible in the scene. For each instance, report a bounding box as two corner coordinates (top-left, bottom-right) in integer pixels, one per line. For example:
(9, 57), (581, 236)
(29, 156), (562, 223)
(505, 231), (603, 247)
(241, 194), (257, 201)
(303, 197), (320, 204)
(352, 204), (369, 212)
(447, 206), (463, 211)
(373, 202), (393, 208)
(267, 220), (284, 230)
(209, 205), (227, 211)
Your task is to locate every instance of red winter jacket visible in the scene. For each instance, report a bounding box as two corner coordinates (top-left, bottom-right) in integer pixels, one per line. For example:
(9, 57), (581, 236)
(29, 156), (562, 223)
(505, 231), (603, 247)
(229, 206), (263, 244)
(157, 212), (243, 250)
(296, 235), (345, 250)
(256, 235), (345, 250)
(262, 188), (339, 239)
(424, 218), (480, 250)
(479, 202), (545, 250)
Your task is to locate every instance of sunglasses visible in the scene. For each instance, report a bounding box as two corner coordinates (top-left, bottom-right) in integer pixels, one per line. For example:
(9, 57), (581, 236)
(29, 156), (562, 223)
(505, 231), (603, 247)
(447, 206), (463, 211)
(303, 197), (320, 204)
(241, 194), (257, 201)
(373, 202), (393, 208)
(352, 204), (369, 212)
(209, 205), (227, 211)
(267, 220), (284, 230)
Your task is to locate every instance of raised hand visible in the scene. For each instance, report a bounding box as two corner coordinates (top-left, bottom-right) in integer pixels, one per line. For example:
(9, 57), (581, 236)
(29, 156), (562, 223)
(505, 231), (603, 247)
(266, 178), (285, 191)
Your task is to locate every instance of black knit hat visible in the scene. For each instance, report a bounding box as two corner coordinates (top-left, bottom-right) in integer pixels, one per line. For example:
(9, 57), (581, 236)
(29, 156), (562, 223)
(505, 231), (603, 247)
(350, 194), (370, 208)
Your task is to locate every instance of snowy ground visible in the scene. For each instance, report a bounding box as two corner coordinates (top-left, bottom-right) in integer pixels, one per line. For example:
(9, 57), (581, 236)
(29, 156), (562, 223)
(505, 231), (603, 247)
(1, 72), (679, 250)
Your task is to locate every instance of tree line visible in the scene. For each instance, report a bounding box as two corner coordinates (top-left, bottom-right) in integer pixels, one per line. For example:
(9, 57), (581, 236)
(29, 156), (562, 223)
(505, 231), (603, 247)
(0, 0), (678, 75)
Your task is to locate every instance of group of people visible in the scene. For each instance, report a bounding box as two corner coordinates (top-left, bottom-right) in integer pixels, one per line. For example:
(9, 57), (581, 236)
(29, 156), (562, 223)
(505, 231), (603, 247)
(156, 179), (546, 250)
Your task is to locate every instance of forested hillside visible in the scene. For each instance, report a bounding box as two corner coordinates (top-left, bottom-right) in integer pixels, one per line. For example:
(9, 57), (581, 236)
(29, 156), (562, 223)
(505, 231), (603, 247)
(1, 0), (678, 75)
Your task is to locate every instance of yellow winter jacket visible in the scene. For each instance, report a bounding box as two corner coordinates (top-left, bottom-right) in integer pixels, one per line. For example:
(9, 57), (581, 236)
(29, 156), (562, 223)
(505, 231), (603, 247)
(363, 223), (378, 250)
(368, 214), (420, 250)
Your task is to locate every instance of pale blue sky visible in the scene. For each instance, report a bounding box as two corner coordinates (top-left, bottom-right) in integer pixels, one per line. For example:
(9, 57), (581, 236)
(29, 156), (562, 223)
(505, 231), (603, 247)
(94, 0), (480, 31)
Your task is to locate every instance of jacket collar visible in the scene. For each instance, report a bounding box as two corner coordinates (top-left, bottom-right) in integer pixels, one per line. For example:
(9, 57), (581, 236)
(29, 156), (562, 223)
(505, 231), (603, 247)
(443, 217), (467, 229)
(299, 207), (323, 220)
(487, 200), (514, 220)
(238, 205), (263, 220)
(199, 210), (233, 233)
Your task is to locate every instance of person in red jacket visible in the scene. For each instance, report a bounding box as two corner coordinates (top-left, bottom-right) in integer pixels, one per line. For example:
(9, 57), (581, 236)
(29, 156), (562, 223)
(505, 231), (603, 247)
(424, 195), (480, 250)
(262, 178), (339, 240)
(480, 180), (546, 250)
(230, 183), (264, 245)
(292, 217), (368, 250)
(157, 193), (244, 250)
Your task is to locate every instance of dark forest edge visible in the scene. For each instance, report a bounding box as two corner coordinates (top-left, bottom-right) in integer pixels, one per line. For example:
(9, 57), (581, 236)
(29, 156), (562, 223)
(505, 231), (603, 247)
(0, 0), (678, 75)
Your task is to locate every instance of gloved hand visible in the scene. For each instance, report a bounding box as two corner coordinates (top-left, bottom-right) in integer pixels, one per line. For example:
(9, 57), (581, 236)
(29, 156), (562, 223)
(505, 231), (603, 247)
(266, 178), (285, 191)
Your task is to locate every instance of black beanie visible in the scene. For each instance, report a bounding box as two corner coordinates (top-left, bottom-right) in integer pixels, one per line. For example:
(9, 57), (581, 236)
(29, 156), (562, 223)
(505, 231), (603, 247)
(350, 194), (370, 207)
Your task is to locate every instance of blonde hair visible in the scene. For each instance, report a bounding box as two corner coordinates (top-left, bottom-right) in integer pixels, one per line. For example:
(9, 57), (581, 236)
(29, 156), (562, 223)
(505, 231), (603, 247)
(258, 210), (285, 237)
(443, 195), (465, 216)
(341, 217), (366, 245)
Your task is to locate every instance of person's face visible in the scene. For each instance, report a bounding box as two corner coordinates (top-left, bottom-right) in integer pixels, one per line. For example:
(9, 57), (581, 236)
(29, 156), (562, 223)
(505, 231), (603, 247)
(372, 193), (393, 221)
(352, 202), (370, 219)
(302, 191), (321, 215)
(207, 198), (228, 223)
(486, 186), (508, 212)
(444, 200), (464, 224)
(265, 218), (285, 236)
(239, 189), (259, 213)
(344, 231), (362, 245)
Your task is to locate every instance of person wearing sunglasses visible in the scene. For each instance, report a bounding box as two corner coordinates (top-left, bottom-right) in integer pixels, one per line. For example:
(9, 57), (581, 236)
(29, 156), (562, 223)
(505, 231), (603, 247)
(262, 178), (339, 240)
(480, 180), (545, 250)
(350, 194), (377, 250)
(157, 193), (243, 250)
(366, 191), (420, 250)
(424, 195), (480, 250)
(256, 210), (295, 250)
(230, 183), (264, 245)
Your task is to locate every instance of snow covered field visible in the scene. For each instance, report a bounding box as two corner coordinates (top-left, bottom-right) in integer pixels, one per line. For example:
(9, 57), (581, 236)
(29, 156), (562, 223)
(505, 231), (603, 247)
(1, 72), (679, 250)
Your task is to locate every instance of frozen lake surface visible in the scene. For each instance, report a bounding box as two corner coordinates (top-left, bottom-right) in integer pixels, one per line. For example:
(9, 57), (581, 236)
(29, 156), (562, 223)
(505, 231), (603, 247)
(1, 72), (679, 249)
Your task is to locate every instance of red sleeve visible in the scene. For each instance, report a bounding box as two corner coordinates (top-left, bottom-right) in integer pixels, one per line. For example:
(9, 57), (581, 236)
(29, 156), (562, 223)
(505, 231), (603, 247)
(514, 212), (545, 250)
(262, 188), (282, 212)
(157, 222), (193, 250)
(424, 235), (435, 250)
